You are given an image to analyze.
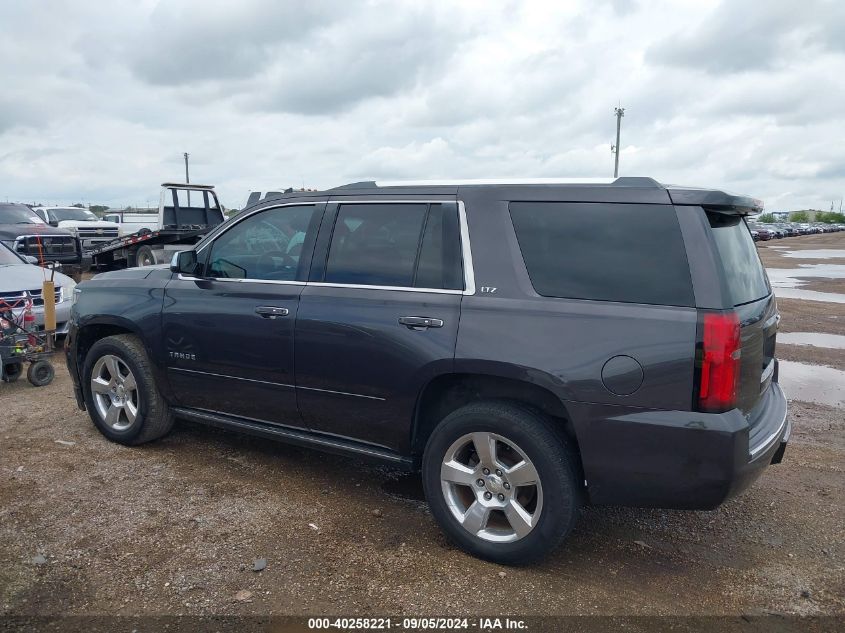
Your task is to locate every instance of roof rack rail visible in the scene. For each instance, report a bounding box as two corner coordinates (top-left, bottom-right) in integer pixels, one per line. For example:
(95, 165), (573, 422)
(330, 181), (378, 189)
(245, 187), (323, 208)
(330, 177), (663, 189)
(161, 182), (215, 189)
(245, 191), (283, 207)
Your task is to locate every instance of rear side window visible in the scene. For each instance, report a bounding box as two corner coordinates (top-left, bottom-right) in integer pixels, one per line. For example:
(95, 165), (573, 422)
(707, 213), (770, 306)
(325, 203), (462, 290)
(414, 204), (463, 290)
(509, 202), (694, 306)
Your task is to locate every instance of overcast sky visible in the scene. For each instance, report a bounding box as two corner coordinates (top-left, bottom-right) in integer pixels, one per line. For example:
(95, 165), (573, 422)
(1, 0), (843, 211)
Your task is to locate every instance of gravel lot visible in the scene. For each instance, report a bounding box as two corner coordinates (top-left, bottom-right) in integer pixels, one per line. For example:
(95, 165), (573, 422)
(1, 233), (843, 619)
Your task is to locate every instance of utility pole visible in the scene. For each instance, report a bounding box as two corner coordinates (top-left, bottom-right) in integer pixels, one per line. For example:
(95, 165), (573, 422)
(612, 106), (625, 178)
(184, 152), (190, 206)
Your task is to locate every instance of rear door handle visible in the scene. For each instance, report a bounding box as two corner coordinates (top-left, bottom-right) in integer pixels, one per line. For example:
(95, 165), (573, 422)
(398, 316), (444, 329)
(255, 306), (289, 319)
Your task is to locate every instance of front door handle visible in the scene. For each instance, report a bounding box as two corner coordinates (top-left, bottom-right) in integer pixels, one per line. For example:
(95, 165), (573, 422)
(255, 306), (289, 319)
(398, 316), (444, 329)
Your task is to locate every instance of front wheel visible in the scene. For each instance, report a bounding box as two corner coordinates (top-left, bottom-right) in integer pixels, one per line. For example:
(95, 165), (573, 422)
(422, 401), (580, 564)
(83, 334), (173, 445)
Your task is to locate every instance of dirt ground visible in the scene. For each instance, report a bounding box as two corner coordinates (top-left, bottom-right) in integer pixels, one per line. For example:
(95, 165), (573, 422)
(1, 234), (843, 620)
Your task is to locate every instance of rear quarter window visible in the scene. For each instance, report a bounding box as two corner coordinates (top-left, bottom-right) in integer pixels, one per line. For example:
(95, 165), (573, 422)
(509, 202), (694, 306)
(707, 213), (770, 306)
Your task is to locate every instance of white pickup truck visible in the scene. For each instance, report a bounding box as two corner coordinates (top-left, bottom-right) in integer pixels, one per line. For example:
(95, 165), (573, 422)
(102, 211), (161, 237)
(32, 207), (120, 250)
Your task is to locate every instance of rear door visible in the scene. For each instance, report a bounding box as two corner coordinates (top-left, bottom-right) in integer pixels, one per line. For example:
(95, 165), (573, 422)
(295, 199), (465, 453)
(705, 212), (777, 415)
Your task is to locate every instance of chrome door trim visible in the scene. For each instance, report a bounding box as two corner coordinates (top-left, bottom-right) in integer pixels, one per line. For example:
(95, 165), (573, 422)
(457, 200), (476, 295)
(307, 282), (462, 295)
(176, 274), (306, 285)
(169, 367), (296, 389)
(297, 385), (386, 401)
(168, 367), (384, 401)
(178, 199), (476, 295)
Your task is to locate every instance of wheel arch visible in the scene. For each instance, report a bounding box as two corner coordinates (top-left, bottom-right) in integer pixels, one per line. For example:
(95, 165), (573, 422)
(74, 317), (168, 399)
(411, 368), (583, 473)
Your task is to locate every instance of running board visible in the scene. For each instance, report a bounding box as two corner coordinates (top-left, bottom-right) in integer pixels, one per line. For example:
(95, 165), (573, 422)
(172, 407), (413, 469)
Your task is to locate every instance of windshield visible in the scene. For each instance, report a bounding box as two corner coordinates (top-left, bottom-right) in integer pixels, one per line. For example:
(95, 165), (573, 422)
(49, 208), (98, 222)
(0, 242), (24, 265)
(0, 204), (46, 225)
(707, 213), (771, 306)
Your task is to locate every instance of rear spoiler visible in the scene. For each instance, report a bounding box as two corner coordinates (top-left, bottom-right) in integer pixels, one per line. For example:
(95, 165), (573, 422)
(666, 186), (763, 215)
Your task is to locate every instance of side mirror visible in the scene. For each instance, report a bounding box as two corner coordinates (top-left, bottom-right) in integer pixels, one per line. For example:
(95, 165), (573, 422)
(25, 255), (39, 264)
(171, 250), (199, 275)
(49, 220), (59, 227)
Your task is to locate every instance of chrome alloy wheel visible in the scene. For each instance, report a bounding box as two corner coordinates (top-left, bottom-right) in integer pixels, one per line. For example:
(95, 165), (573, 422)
(90, 355), (139, 432)
(440, 432), (543, 543)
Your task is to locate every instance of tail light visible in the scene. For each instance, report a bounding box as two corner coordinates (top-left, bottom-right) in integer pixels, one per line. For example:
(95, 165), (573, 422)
(696, 311), (741, 413)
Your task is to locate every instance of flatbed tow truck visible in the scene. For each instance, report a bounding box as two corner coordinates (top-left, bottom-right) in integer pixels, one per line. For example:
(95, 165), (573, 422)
(88, 183), (225, 269)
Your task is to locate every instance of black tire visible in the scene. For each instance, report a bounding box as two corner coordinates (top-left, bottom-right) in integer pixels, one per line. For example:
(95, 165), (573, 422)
(131, 245), (156, 268)
(27, 360), (55, 387)
(82, 334), (174, 445)
(2, 362), (23, 383)
(422, 401), (580, 564)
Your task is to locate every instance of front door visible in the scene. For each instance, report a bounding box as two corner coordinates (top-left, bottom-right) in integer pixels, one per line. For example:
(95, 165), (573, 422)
(162, 201), (324, 427)
(296, 200), (465, 452)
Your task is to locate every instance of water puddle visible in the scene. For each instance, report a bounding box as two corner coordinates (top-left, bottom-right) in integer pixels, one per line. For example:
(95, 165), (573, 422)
(381, 473), (425, 502)
(765, 263), (845, 303)
(778, 361), (845, 408)
(766, 265), (845, 287)
(778, 332), (845, 349)
(773, 288), (845, 304)
(782, 249), (845, 259)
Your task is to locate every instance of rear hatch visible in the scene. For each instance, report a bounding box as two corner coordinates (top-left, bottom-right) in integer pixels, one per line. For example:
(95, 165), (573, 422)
(706, 212), (777, 416)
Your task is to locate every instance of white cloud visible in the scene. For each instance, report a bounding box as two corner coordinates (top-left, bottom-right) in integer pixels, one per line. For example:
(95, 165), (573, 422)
(0, 0), (843, 211)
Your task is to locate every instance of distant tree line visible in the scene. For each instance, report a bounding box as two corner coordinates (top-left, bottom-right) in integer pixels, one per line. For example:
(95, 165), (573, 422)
(813, 211), (845, 223)
(758, 210), (845, 223)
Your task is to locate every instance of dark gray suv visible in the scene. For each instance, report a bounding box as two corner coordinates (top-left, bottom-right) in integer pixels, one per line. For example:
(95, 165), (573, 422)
(65, 177), (788, 563)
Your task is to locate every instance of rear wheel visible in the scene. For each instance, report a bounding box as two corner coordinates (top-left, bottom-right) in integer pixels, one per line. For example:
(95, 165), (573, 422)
(422, 401), (580, 564)
(83, 334), (173, 445)
(132, 245), (157, 267)
(2, 362), (23, 383)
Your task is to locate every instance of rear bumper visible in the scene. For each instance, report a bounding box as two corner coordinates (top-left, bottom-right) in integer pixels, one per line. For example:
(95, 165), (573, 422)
(570, 380), (789, 510)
